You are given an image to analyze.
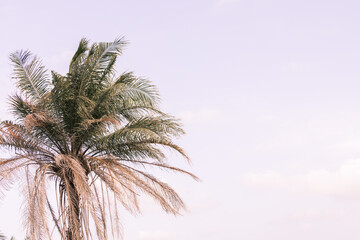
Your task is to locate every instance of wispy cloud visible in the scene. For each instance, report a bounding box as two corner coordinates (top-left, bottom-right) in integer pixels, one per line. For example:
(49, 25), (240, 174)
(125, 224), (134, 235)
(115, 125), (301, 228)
(281, 62), (303, 72)
(289, 207), (346, 222)
(243, 159), (360, 198)
(137, 231), (178, 240)
(214, 0), (240, 7)
(178, 108), (220, 125)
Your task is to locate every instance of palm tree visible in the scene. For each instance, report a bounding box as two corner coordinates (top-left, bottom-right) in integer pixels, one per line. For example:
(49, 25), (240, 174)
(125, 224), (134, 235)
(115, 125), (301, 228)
(0, 38), (197, 240)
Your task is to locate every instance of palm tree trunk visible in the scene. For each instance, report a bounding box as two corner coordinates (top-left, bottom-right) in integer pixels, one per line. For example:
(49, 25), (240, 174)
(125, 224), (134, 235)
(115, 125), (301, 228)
(66, 181), (81, 240)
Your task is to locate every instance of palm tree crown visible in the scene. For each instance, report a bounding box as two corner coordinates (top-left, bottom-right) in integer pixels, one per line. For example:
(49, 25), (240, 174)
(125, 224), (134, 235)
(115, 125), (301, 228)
(0, 38), (197, 240)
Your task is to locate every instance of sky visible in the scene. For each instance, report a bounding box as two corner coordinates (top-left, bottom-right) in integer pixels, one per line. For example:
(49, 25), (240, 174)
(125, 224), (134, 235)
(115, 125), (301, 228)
(1, 0), (360, 239)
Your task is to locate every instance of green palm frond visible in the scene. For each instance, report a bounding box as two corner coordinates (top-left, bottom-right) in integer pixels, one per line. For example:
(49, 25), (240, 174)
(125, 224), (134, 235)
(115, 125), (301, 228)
(0, 38), (197, 240)
(9, 50), (49, 101)
(69, 38), (89, 70)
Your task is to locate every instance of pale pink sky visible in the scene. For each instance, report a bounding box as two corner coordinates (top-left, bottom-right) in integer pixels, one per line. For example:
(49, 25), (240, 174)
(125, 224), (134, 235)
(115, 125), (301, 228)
(2, 0), (360, 239)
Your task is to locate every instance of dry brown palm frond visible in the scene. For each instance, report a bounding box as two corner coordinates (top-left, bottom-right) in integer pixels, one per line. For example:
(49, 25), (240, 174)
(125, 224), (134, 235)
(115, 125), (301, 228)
(80, 116), (120, 130)
(24, 112), (51, 130)
(99, 160), (184, 214)
(120, 159), (199, 180)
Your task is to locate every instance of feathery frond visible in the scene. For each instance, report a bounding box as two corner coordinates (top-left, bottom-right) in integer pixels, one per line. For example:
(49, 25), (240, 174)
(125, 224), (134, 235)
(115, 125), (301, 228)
(9, 50), (49, 101)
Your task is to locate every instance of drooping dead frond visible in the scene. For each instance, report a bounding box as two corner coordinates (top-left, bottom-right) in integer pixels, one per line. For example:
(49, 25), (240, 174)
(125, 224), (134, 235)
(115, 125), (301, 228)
(24, 112), (50, 130)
